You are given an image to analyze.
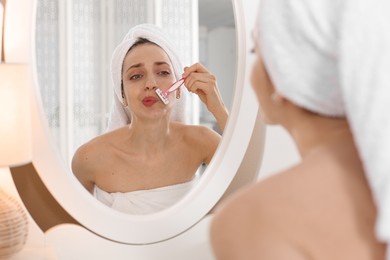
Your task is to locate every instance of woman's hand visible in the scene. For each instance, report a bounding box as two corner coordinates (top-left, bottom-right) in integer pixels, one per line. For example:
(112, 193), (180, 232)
(182, 63), (229, 132)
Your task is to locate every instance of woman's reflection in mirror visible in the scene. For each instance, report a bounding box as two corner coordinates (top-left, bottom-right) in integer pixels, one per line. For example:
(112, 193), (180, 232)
(71, 24), (228, 215)
(211, 0), (389, 259)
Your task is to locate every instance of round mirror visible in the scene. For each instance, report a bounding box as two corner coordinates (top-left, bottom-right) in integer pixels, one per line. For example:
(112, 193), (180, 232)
(34, 0), (237, 216)
(28, 0), (261, 244)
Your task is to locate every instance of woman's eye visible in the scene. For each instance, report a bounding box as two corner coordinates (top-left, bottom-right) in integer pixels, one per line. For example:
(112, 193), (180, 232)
(130, 74), (143, 80)
(158, 70), (171, 76)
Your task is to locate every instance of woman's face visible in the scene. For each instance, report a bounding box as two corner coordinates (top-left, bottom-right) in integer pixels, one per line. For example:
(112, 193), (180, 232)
(122, 43), (177, 120)
(250, 32), (278, 124)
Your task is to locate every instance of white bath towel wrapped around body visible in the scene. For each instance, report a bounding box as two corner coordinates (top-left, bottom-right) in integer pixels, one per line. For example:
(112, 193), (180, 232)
(94, 177), (198, 215)
(258, 0), (390, 257)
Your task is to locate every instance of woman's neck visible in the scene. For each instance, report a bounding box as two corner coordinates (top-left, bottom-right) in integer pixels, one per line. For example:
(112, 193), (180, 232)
(125, 116), (172, 154)
(284, 112), (351, 158)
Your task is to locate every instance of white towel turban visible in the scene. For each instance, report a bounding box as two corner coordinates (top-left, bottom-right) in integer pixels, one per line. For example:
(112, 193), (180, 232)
(107, 23), (189, 131)
(258, 0), (390, 257)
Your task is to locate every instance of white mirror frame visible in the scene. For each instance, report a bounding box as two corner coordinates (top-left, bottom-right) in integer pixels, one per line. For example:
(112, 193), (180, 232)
(6, 0), (262, 244)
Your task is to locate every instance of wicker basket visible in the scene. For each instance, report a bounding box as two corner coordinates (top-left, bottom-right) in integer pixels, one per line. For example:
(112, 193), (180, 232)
(0, 188), (28, 259)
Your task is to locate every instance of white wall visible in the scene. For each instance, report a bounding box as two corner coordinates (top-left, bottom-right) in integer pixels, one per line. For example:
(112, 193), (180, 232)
(207, 27), (236, 111)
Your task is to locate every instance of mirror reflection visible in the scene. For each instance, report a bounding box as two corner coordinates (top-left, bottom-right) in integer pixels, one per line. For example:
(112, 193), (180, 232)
(72, 23), (228, 214)
(35, 0), (236, 214)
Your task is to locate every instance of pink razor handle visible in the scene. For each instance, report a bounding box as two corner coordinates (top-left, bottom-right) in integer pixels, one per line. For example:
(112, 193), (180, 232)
(155, 78), (186, 105)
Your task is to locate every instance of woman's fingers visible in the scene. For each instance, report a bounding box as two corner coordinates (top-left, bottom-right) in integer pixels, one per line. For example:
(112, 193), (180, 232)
(183, 63), (217, 95)
(182, 63), (210, 78)
(182, 63), (228, 132)
(187, 81), (211, 95)
(185, 72), (216, 93)
(182, 62), (223, 111)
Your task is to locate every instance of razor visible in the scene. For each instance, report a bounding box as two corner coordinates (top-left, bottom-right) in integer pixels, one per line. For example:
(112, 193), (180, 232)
(155, 78), (186, 105)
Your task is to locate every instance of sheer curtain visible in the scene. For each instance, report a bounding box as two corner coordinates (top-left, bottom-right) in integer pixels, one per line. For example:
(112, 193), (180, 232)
(35, 0), (198, 164)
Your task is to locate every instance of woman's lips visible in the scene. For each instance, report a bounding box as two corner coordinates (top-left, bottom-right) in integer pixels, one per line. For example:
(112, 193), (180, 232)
(142, 96), (158, 107)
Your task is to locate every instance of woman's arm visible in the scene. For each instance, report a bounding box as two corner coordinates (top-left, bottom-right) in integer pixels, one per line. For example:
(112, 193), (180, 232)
(188, 125), (221, 165)
(182, 63), (229, 132)
(71, 143), (96, 194)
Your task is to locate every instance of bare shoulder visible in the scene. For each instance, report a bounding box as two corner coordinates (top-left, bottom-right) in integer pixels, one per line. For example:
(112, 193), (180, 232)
(210, 165), (322, 260)
(172, 122), (221, 143)
(214, 143), (369, 221)
(71, 129), (120, 192)
(72, 127), (125, 163)
(172, 122), (221, 164)
(214, 153), (351, 219)
(210, 166), (311, 259)
(211, 149), (384, 259)
(73, 132), (111, 165)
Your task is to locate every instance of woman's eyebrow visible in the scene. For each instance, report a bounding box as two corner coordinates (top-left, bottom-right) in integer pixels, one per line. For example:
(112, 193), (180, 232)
(125, 61), (170, 73)
(155, 61), (170, 66)
(126, 63), (144, 73)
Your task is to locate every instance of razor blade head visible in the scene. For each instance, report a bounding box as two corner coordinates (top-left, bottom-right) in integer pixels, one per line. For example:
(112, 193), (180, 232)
(155, 88), (169, 105)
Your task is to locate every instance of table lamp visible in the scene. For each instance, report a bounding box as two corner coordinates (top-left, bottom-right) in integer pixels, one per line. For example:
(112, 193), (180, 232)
(0, 0), (31, 258)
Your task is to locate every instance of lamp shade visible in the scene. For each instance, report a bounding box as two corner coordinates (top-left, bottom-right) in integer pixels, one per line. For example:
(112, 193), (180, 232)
(0, 64), (31, 167)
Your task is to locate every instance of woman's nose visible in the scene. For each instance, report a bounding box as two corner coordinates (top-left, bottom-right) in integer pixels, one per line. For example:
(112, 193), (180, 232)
(145, 78), (158, 90)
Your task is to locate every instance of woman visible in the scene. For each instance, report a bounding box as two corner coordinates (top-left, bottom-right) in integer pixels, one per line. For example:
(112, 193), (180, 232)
(72, 24), (228, 215)
(211, 0), (389, 259)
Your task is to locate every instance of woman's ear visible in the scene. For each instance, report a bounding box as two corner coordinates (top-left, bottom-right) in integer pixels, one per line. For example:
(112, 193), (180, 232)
(121, 83), (128, 107)
(122, 97), (128, 107)
(122, 91), (128, 107)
